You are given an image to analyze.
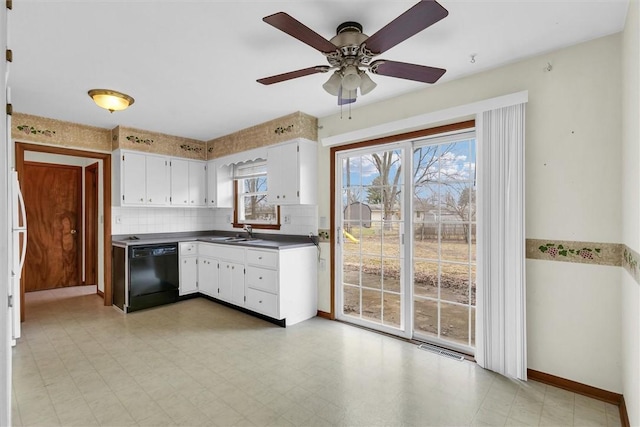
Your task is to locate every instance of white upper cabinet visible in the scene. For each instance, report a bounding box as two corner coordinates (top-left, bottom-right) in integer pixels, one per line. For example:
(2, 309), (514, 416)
(170, 159), (206, 206)
(145, 154), (170, 206)
(113, 150), (169, 206)
(170, 158), (190, 206)
(206, 160), (233, 208)
(267, 139), (317, 205)
(188, 161), (207, 206)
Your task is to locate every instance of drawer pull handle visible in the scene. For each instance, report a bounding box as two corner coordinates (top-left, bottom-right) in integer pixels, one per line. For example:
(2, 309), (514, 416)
(259, 277), (262, 280)
(258, 256), (262, 260)
(259, 300), (263, 304)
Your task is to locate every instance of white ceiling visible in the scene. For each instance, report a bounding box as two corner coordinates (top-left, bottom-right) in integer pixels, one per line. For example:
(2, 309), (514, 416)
(7, 0), (629, 141)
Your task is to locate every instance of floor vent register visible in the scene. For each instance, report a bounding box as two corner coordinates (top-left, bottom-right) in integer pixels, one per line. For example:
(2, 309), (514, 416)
(417, 343), (465, 361)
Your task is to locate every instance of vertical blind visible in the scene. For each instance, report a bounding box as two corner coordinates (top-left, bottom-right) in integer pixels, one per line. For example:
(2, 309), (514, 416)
(475, 102), (527, 380)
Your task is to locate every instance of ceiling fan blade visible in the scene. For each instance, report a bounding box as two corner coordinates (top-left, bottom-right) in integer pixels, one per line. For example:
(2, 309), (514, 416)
(370, 60), (446, 83)
(263, 12), (337, 54)
(257, 66), (330, 85)
(364, 0), (448, 55)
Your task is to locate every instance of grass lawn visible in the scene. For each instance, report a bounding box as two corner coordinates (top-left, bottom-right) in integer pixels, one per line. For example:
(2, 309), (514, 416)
(341, 225), (476, 347)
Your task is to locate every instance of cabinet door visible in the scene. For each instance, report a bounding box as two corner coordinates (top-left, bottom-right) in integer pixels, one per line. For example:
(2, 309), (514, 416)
(145, 154), (169, 206)
(122, 151), (146, 205)
(228, 262), (245, 306)
(207, 161), (234, 208)
(267, 143), (298, 204)
(218, 262), (236, 302)
(198, 257), (218, 297)
(179, 257), (198, 295)
(278, 143), (299, 203)
(206, 161), (218, 207)
(170, 158), (189, 206)
(189, 161), (207, 206)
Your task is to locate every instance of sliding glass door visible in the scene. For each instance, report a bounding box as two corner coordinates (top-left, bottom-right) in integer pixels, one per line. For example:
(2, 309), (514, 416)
(412, 137), (476, 352)
(335, 132), (477, 353)
(336, 146), (408, 336)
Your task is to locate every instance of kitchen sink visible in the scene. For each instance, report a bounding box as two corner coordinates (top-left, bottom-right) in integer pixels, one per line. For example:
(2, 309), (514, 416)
(229, 238), (264, 243)
(198, 236), (234, 242)
(198, 236), (265, 244)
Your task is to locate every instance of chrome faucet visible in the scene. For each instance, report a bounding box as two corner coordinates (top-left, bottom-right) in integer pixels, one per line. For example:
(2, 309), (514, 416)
(243, 224), (253, 239)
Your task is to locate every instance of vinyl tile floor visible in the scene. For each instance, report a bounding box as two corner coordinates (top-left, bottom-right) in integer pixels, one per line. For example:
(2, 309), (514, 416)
(12, 286), (622, 427)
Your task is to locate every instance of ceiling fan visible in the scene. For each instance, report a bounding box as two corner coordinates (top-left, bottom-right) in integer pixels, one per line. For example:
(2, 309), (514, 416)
(257, 0), (449, 105)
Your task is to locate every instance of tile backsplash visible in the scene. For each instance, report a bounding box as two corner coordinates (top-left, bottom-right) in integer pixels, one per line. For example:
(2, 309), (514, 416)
(111, 205), (318, 237)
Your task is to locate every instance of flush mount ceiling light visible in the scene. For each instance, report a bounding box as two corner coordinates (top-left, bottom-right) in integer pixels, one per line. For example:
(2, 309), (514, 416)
(88, 89), (135, 113)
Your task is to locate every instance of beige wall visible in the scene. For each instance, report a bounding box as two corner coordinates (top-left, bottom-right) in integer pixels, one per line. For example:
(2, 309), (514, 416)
(621, 0), (640, 425)
(11, 114), (209, 160)
(11, 113), (111, 152)
(318, 34), (624, 392)
(112, 126), (206, 160)
(206, 111), (317, 159)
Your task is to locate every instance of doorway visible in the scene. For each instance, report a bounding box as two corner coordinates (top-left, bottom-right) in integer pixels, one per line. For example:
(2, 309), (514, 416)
(85, 162), (99, 287)
(15, 142), (112, 321)
(332, 122), (477, 354)
(23, 162), (83, 291)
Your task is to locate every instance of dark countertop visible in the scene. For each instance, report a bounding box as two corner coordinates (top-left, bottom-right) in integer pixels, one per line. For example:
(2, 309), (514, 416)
(112, 231), (317, 250)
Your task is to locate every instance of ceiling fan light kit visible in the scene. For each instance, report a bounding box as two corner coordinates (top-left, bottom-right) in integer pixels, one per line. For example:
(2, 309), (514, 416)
(258, 0), (449, 108)
(322, 71), (342, 96)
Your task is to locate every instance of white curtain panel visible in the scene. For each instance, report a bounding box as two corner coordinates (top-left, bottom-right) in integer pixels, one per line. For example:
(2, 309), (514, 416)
(475, 103), (527, 380)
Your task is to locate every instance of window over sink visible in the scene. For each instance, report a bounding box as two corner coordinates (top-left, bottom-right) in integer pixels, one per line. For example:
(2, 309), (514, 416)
(232, 159), (280, 230)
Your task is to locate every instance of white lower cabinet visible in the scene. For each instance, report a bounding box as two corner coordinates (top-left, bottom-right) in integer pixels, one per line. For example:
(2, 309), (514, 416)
(245, 288), (278, 318)
(244, 246), (317, 326)
(198, 257), (218, 297)
(222, 261), (245, 306)
(179, 243), (198, 296)
(181, 241), (317, 326)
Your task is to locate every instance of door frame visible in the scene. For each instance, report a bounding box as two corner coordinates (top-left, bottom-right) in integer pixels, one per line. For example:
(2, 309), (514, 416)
(329, 120), (475, 320)
(23, 161), (83, 291)
(85, 162), (99, 288)
(15, 142), (112, 321)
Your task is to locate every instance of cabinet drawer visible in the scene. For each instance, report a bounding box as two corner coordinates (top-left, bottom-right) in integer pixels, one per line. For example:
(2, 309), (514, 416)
(246, 266), (277, 294)
(246, 288), (279, 319)
(179, 242), (197, 255)
(246, 249), (277, 268)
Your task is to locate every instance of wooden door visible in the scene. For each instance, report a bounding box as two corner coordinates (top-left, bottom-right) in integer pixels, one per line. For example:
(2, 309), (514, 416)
(85, 162), (98, 287)
(23, 162), (82, 291)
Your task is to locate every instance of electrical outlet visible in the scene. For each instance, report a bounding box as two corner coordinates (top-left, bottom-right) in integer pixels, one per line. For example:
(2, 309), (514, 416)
(284, 215), (291, 224)
(226, 215), (231, 223)
(319, 258), (326, 271)
(115, 216), (122, 224)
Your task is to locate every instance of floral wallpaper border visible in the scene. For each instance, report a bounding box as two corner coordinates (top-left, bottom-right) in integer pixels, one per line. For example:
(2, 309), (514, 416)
(622, 245), (640, 284)
(527, 239), (640, 285)
(526, 239), (622, 267)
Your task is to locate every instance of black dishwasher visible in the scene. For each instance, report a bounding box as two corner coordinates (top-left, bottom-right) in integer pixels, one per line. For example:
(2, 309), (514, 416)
(127, 244), (179, 312)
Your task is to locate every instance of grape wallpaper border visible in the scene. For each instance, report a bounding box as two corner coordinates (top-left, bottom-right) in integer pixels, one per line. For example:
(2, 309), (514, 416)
(622, 245), (640, 284)
(526, 239), (622, 267)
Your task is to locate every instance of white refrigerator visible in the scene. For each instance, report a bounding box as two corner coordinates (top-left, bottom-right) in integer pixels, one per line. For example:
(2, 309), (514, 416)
(9, 169), (25, 345)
